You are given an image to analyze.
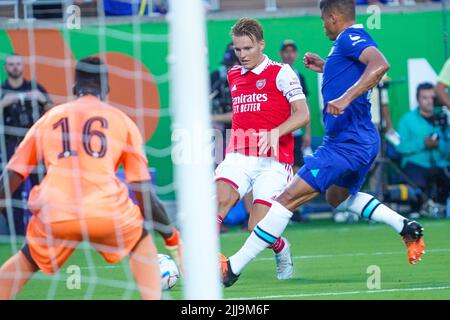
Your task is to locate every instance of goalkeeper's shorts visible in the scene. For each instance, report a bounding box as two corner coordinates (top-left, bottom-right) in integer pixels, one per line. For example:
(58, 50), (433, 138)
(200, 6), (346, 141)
(23, 206), (146, 274)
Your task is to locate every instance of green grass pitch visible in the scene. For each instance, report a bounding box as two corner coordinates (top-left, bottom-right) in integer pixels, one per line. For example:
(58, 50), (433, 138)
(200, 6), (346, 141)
(0, 218), (449, 300)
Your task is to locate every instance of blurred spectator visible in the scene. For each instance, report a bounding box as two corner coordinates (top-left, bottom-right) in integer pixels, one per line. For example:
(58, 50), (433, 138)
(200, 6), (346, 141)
(355, 0), (442, 5)
(0, 53), (53, 235)
(355, 0), (441, 6)
(33, 2), (63, 19)
(366, 75), (403, 194)
(210, 44), (240, 233)
(355, 0), (392, 5)
(279, 39), (311, 173)
(210, 44), (254, 232)
(279, 40), (311, 223)
(370, 75), (400, 149)
(30, 0), (89, 19)
(32, 1), (92, 20)
(396, 82), (450, 215)
(103, 0), (168, 16)
(436, 58), (450, 108)
(210, 43), (239, 164)
(104, 0), (138, 16)
(415, 0), (442, 3)
(151, 0), (168, 15)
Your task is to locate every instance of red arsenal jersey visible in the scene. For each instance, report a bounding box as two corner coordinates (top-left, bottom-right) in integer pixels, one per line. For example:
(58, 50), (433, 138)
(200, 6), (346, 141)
(226, 55), (306, 164)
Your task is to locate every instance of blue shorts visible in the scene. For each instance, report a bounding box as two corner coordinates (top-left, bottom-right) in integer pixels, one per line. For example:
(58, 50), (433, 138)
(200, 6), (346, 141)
(298, 140), (379, 195)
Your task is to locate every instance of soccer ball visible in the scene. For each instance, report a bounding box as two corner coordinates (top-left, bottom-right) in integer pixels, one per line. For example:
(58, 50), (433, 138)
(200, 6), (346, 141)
(158, 254), (179, 290)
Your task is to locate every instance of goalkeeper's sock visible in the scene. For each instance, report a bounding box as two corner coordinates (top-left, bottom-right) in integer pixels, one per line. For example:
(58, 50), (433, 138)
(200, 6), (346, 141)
(337, 192), (405, 233)
(163, 228), (184, 275)
(129, 234), (161, 300)
(163, 227), (180, 247)
(229, 201), (292, 275)
(0, 251), (38, 299)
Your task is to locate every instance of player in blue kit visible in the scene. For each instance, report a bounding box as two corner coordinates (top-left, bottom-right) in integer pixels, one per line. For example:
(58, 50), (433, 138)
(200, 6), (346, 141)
(220, 0), (425, 287)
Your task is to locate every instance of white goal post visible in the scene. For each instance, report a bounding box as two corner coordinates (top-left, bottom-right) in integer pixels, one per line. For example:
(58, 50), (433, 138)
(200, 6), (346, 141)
(168, 0), (222, 299)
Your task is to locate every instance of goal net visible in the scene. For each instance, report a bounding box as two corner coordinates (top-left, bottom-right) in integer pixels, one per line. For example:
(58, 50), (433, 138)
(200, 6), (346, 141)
(0, 0), (220, 300)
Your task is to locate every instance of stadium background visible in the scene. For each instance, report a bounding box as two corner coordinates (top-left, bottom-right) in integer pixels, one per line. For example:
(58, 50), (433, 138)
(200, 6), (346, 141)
(0, 8), (447, 201)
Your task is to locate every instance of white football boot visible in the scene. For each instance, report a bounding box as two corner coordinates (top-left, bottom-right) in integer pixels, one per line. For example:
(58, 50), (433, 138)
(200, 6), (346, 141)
(274, 237), (294, 280)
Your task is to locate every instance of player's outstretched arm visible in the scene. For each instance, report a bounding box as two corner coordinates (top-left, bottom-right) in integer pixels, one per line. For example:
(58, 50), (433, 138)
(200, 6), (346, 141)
(129, 180), (173, 235)
(277, 99), (311, 138)
(327, 47), (390, 116)
(303, 52), (325, 73)
(0, 170), (25, 214)
(129, 180), (155, 222)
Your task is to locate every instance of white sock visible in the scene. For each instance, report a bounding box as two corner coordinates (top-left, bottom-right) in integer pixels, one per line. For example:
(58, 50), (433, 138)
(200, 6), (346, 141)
(337, 192), (406, 233)
(229, 201), (292, 275)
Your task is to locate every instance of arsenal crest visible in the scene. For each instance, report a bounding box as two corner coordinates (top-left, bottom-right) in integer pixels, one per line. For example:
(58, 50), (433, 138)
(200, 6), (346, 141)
(256, 79), (266, 90)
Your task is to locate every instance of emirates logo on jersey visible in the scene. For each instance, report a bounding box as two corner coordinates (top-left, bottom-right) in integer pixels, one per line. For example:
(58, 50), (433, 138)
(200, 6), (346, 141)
(256, 79), (266, 90)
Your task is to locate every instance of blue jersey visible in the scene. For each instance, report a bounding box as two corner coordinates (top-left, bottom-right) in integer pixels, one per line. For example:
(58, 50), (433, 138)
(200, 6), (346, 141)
(322, 24), (379, 145)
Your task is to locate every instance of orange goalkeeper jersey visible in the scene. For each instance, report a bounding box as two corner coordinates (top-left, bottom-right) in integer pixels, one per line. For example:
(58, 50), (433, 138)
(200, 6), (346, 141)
(7, 95), (150, 223)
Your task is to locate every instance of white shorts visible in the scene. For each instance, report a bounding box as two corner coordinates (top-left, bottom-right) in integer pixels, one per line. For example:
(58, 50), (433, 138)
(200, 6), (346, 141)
(215, 152), (293, 207)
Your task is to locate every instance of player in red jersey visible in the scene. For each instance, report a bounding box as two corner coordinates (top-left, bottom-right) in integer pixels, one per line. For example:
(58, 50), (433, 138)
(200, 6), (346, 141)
(216, 18), (311, 281)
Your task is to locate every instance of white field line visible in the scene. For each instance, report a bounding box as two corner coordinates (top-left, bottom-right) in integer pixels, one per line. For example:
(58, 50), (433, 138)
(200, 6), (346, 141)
(257, 248), (450, 261)
(228, 285), (450, 300)
(78, 248), (450, 270)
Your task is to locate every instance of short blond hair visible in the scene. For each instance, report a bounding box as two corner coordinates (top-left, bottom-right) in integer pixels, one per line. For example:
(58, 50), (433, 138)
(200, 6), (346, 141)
(230, 18), (264, 42)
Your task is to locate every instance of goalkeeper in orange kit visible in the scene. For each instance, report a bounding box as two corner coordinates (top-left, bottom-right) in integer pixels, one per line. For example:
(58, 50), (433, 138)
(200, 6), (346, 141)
(0, 56), (179, 299)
